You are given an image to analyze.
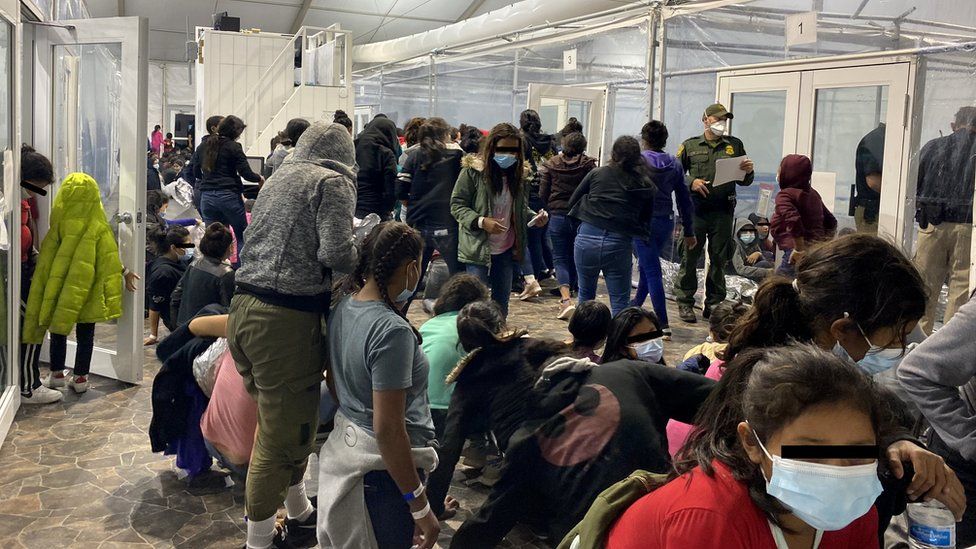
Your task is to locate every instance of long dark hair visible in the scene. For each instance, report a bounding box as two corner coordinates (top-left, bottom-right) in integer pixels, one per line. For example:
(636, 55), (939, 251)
(602, 306), (660, 363)
(199, 222), (234, 260)
(723, 234), (926, 361)
(338, 222), (424, 340)
(21, 144), (54, 185)
(641, 120), (669, 151)
(674, 343), (887, 528)
(279, 118), (310, 147)
(519, 109), (543, 136)
(202, 115), (247, 172)
(481, 123), (525, 195)
(459, 125), (483, 154)
(457, 300), (527, 352)
(418, 117), (451, 171)
(609, 135), (652, 184)
(560, 117), (583, 136)
(147, 225), (189, 256)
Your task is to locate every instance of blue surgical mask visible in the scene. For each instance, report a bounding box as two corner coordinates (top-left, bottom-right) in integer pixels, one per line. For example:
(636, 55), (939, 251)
(493, 153), (517, 170)
(631, 338), (664, 363)
(753, 430), (883, 531)
(830, 312), (915, 375)
(739, 232), (757, 245)
(395, 263), (419, 303)
(182, 247), (195, 262)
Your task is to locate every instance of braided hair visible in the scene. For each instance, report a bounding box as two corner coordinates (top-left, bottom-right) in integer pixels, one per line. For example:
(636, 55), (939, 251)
(338, 221), (424, 341)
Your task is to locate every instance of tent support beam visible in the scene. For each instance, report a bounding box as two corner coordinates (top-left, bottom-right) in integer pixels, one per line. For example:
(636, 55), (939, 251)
(290, 0), (313, 34)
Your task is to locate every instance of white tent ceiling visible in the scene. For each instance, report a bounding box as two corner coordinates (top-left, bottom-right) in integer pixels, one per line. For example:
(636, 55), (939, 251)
(85, 0), (526, 62)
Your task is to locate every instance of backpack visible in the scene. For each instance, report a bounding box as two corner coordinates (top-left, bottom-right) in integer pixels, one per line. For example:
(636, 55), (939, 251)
(557, 469), (671, 549)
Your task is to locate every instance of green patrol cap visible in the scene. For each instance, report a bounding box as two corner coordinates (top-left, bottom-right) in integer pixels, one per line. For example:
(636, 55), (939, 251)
(704, 103), (733, 119)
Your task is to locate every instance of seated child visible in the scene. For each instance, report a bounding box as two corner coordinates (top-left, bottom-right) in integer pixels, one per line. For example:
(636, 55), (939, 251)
(729, 218), (774, 283)
(568, 300), (612, 362)
(678, 300), (750, 373)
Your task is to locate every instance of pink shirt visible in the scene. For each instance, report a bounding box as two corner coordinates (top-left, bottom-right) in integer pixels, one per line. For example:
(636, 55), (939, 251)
(488, 178), (515, 255)
(200, 351), (257, 465)
(666, 360), (724, 458)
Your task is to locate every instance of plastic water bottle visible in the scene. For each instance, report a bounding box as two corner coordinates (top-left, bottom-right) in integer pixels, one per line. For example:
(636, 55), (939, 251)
(907, 501), (956, 548)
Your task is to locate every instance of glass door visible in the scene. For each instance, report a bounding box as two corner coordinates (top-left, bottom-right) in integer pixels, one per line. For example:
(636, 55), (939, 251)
(526, 83), (607, 161)
(718, 73), (801, 220)
(33, 16), (148, 384)
(0, 3), (19, 444)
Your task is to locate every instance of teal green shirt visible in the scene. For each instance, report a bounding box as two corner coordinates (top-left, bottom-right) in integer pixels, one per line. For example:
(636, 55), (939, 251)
(420, 312), (464, 410)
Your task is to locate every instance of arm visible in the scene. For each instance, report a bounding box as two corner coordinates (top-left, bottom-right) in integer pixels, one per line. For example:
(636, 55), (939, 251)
(567, 169), (594, 211)
(232, 142), (262, 183)
(167, 218), (199, 227)
(774, 193), (804, 240)
(677, 143), (694, 188)
(866, 173), (882, 194)
(427, 392), (471, 517)
(539, 162), (554, 206)
(822, 204), (838, 238)
(395, 153), (415, 201)
(170, 273), (186, 326)
(450, 169), (483, 231)
(731, 245), (771, 280)
(899, 297), (976, 461)
(671, 166), (696, 236)
(219, 271), (236, 306)
(315, 176), (359, 273)
(382, 149), (399, 213)
(147, 310), (161, 341)
(188, 314), (229, 338)
(641, 362), (717, 424)
(736, 142), (755, 187)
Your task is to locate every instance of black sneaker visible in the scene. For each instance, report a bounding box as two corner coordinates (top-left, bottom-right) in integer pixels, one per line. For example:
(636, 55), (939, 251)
(283, 510), (317, 548)
(678, 304), (697, 324)
(702, 305), (712, 320)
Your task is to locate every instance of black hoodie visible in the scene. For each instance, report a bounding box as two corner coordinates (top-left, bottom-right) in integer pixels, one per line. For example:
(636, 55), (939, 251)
(354, 117), (399, 218)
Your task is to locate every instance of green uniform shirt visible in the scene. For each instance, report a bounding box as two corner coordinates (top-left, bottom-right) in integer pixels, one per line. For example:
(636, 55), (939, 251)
(676, 134), (754, 215)
(420, 312), (464, 410)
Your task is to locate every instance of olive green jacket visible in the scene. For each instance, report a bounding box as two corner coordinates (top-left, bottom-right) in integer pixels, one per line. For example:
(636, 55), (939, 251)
(677, 134), (754, 215)
(450, 154), (535, 267)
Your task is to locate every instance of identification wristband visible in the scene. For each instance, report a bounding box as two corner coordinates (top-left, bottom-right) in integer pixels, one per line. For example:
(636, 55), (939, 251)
(402, 483), (425, 502)
(411, 501), (431, 520)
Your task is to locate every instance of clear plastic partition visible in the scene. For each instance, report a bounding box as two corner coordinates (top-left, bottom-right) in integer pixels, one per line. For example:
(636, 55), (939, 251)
(376, 61), (431, 127)
(433, 54), (515, 131)
(0, 20), (10, 395)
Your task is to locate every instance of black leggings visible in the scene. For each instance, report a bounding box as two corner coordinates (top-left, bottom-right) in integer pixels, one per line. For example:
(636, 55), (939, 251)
(50, 323), (95, 377)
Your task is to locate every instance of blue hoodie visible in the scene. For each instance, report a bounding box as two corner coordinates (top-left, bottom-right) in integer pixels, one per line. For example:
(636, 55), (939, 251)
(642, 150), (695, 237)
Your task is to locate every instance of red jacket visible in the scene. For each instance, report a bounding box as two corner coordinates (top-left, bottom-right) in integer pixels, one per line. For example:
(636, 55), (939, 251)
(770, 154), (837, 250)
(607, 461), (879, 549)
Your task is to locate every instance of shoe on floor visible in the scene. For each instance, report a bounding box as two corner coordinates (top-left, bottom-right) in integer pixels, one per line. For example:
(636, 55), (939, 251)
(557, 301), (575, 320)
(678, 304), (697, 324)
(44, 370), (67, 389)
(703, 305), (712, 320)
(517, 280), (543, 301)
(68, 375), (89, 394)
(662, 327), (673, 342)
(21, 385), (64, 405)
(283, 510), (317, 548)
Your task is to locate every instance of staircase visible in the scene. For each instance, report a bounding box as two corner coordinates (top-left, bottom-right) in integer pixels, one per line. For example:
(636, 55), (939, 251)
(235, 26), (353, 157)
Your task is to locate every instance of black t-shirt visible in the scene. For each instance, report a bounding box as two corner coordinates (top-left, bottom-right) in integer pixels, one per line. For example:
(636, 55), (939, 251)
(147, 257), (186, 331)
(855, 124), (886, 219)
(398, 147), (463, 230)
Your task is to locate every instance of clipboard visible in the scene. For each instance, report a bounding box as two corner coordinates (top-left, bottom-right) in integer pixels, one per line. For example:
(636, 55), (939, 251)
(713, 157), (749, 186)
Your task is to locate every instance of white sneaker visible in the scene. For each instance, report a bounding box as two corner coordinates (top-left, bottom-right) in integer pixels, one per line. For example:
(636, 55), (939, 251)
(21, 385), (64, 405)
(44, 370), (67, 389)
(517, 280), (543, 301)
(68, 375), (89, 394)
(557, 302), (576, 321)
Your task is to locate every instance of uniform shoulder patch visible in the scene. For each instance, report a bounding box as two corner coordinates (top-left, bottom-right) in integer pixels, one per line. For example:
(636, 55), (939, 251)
(725, 144), (735, 156)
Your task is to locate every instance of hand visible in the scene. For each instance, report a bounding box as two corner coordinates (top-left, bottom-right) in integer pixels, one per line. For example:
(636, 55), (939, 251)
(124, 271), (140, 292)
(684, 236), (698, 250)
(691, 179), (710, 197)
(195, 219), (205, 226)
(739, 159), (754, 174)
(437, 495), (460, 521)
(143, 335), (158, 346)
(482, 217), (508, 235)
(531, 209), (549, 228)
(886, 440), (967, 521)
(412, 507), (441, 549)
(747, 251), (763, 264)
(788, 250), (804, 265)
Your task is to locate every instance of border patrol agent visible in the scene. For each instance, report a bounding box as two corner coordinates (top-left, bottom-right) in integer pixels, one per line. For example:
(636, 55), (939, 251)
(914, 106), (976, 334)
(674, 103), (754, 323)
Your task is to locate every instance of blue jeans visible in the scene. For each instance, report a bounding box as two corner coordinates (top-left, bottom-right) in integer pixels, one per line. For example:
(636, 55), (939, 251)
(549, 213), (577, 291)
(363, 470), (416, 548)
(420, 226), (460, 278)
(519, 194), (552, 277)
(466, 248), (515, 316)
(574, 222), (633, 316)
(777, 248), (796, 278)
(200, 189), (248, 259)
(632, 216), (675, 327)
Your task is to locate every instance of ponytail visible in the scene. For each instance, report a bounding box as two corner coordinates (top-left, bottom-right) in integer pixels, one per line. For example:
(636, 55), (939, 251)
(723, 277), (811, 361)
(417, 117), (450, 170)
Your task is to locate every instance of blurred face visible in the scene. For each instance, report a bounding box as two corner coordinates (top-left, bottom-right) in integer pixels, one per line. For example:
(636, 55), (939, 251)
(828, 317), (918, 362)
(22, 179), (51, 198)
(625, 317), (659, 360)
(176, 235), (192, 257)
(757, 224), (770, 239)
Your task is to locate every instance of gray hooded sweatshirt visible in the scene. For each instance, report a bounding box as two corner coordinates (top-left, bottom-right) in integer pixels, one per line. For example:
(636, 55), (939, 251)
(236, 121), (358, 310)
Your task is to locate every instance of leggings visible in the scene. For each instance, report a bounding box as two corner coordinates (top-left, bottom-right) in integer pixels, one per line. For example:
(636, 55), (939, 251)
(50, 323), (95, 377)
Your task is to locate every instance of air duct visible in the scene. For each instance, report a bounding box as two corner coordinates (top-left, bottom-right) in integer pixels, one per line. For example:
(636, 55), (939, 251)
(351, 0), (633, 64)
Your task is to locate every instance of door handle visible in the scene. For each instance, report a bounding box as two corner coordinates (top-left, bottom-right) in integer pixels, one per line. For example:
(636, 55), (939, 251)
(113, 212), (133, 225)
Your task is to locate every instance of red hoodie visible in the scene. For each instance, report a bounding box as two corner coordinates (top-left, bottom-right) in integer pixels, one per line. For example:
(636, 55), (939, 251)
(770, 154), (837, 250)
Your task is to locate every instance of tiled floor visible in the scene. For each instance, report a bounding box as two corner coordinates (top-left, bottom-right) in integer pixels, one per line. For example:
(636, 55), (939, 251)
(0, 283), (708, 548)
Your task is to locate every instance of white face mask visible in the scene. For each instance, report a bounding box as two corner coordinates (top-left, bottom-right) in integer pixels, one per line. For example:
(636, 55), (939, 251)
(395, 262), (420, 303)
(630, 338), (664, 363)
(709, 121), (727, 137)
(829, 312), (916, 375)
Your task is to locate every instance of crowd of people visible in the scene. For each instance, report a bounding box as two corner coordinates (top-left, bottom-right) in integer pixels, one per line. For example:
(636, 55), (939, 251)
(14, 101), (976, 549)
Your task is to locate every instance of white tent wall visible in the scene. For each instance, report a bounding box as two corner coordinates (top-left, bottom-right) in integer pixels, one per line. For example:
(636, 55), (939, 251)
(147, 62), (194, 143)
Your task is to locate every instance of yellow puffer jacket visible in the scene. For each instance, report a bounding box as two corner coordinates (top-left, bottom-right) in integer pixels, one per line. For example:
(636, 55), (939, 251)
(23, 173), (124, 343)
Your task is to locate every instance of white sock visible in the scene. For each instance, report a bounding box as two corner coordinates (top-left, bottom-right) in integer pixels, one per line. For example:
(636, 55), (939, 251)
(284, 482), (313, 521)
(523, 274), (537, 284)
(245, 515), (276, 549)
